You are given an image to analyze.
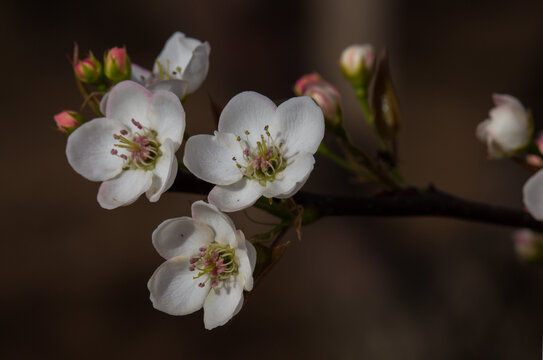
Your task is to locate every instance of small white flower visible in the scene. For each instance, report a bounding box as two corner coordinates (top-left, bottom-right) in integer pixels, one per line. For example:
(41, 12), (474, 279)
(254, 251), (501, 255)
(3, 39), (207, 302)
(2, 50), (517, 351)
(339, 44), (375, 78)
(66, 80), (185, 209)
(183, 91), (325, 212)
(132, 31), (211, 97)
(476, 94), (532, 158)
(148, 200), (256, 330)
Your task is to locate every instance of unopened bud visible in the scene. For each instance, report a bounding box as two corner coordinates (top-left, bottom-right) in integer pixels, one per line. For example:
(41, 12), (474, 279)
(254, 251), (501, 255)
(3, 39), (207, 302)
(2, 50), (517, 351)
(294, 73), (341, 126)
(339, 44), (375, 87)
(54, 110), (84, 134)
(104, 46), (131, 83)
(74, 52), (103, 84)
(293, 73), (322, 96)
(513, 229), (543, 264)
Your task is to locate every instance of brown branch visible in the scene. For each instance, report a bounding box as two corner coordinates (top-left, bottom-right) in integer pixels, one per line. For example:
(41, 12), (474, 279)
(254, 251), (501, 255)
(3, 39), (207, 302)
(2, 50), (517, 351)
(169, 171), (543, 232)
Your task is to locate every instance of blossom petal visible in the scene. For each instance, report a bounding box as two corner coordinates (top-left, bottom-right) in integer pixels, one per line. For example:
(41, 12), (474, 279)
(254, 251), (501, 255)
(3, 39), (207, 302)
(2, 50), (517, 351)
(106, 81), (153, 129)
(183, 133), (244, 186)
(131, 63), (152, 84)
(154, 32), (195, 76)
(146, 79), (189, 100)
(147, 90), (186, 148)
(218, 92), (278, 144)
(208, 178), (263, 212)
(276, 96), (325, 158)
(152, 217), (214, 259)
(97, 170), (153, 209)
(148, 256), (210, 316)
(203, 276), (244, 330)
(235, 231), (256, 291)
(66, 117), (125, 181)
(262, 153), (315, 198)
(191, 200), (237, 247)
(182, 42), (211, 94)
(523, 169), (543, 221)
(146, 139), (178, 203)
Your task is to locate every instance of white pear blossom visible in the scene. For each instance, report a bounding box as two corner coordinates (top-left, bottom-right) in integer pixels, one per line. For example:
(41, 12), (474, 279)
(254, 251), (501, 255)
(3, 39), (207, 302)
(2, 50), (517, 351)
(476, 94), (532, 158)
(148, 200), (256, 330)
(66, 80), (185, 209)
(183, 91), (325, 212)
(132, 31), (211, 97)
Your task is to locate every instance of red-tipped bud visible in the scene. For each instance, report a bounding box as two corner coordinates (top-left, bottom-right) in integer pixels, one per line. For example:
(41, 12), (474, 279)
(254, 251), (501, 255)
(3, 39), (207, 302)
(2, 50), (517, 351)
(513, 229), (543, 264)
(293, 73), (322, 96)
(54, 110), (84, 134)
(74, 52), (103, 84)
(104, 46), (131, 83)
(294, 73), (341, 125)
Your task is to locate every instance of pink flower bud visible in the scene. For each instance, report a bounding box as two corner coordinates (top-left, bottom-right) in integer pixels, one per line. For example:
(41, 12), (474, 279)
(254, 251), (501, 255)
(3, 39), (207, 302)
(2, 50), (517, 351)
(104, 46), (131, 83)
(339, 44), (375, 85)
(294, 73), (341, 125)
(74, 52), (103, 84)
(54, 110), (84, 134)
(293, 73), (322, 96)
(513, 229), (543, 263)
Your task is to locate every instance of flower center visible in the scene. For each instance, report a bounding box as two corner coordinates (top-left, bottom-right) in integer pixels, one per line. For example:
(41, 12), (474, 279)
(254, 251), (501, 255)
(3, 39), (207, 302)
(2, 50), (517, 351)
(232, 125), (286, 186)
(110, 118), (162, 171)
(189, 243), (239, 288)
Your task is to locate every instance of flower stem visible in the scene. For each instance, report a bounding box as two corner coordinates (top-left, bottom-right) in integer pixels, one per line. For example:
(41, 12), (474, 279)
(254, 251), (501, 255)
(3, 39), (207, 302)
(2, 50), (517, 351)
(317, 143), (359, 175)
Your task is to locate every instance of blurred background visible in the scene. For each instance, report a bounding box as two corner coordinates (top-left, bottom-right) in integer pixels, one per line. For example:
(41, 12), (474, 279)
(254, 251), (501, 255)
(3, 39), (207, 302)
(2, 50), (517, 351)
(2, 0), (543, 358)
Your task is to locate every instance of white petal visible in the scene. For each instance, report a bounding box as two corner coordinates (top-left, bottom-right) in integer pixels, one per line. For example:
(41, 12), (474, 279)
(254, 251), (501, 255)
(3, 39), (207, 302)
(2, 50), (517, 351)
(131, 63), (152, 84)
(66, 117), (125, 181)
(182, 42), (211, 94)
(106, 81), (153, 129)
(147, 90), (186, 148)
(154, 32), (196, 76)
(276, 96), (325, 158)
(99, 92), (109, 115)
(487, 102), (530, 153)
(97, 170), (153, 209)
(235, 231), (256, 291)
(191, 200), (237, 247)
(203, 276), (244, 330)
(183, 133), (244, 186)
(476, 119), (490, 143)
(262, 153), (315, 198)
(208, 178), (264, 212)
(152, 217), (214, 259)
(148, 256), (210, 316)
(146, 139), (178, 203)
(523, 169), (543, 221)
(146, 79), (189, 100)
(218, 92), (278, 144)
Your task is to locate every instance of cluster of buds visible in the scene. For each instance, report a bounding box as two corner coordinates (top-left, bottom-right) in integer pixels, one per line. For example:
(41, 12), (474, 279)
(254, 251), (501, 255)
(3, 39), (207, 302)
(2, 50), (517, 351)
(294, 73), (341, 126)
(74, 47), (131, 86)
(54, 110), (84, 134)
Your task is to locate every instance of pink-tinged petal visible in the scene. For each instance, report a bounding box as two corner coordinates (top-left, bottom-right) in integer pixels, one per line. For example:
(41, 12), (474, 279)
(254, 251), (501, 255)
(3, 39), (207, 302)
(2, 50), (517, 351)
(146, 139), (178, 203)
(182, 42), (211, 93)
(131, 63), (152, 84)
(203, 276), (244, 330)
(476, 119), (491, 143)
(66, 117), (125, 181)
(183, 133), (244, 186)
(106, 81), (153, 129)
(208, 178), (264, 213)
(152, 217), (214, 260)
(191, 200), (237, 247)
(218, 92), (278, 144)
(147, 90), (186, 148)
(262, 153), (315, 198)
(146, 79), (189, 99)
(97, 170), (153, 209)
(148, 256), (210, 316)
(523, 169), (543, 221)
(276, 96), (325, 158)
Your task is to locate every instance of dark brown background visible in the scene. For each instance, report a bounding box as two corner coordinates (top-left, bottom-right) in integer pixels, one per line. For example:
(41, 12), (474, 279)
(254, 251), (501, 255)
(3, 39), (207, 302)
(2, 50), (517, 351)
(2, 0), (543, 358)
